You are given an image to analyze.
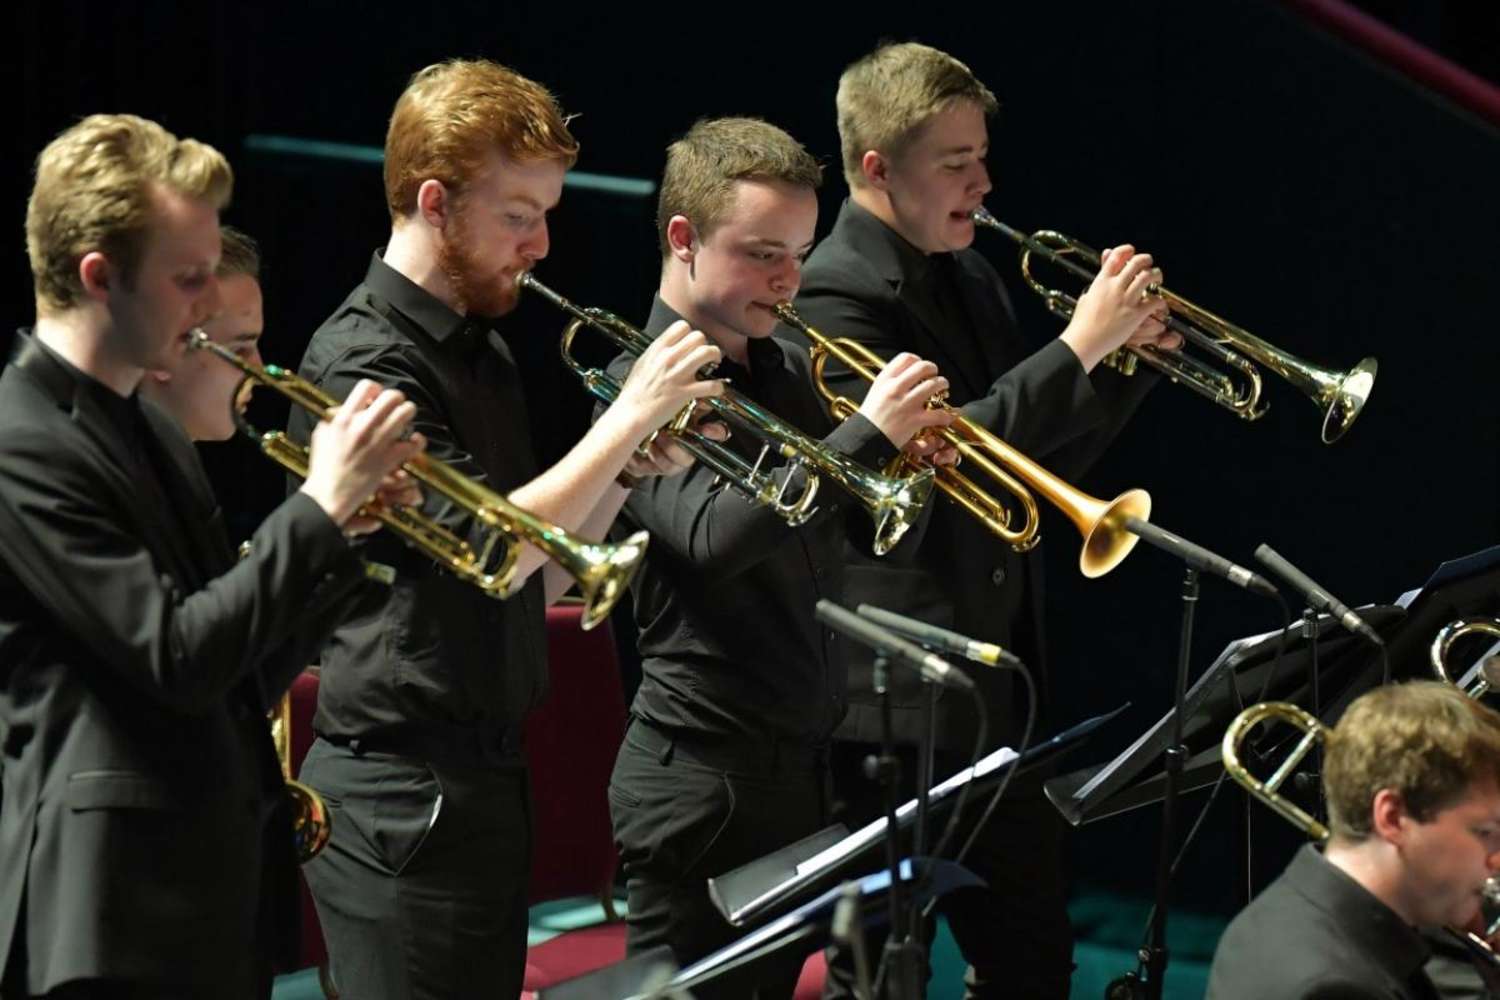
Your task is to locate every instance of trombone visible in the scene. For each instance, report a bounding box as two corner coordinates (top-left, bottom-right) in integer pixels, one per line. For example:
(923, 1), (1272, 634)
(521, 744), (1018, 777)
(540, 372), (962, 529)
(1432, 618), (1500, 698)
(1223, 701), (1500, 965)
(772, 301), (1150, 578)
(972, 208), (1378, 445)
(517, 274), (935, 557)
(190, 331), (645, 630)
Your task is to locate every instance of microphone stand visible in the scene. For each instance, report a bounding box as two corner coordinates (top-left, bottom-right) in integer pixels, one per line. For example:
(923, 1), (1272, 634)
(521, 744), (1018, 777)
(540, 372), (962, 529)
(1302, 610), (1324, 819)
(872, 651), (922, 1000)
(1110, 567), (1199, 1000)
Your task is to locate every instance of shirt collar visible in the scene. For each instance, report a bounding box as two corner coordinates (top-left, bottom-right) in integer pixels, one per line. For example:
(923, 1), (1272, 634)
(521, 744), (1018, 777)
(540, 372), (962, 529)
(840, 199), (952, 289)
(1290, 844), (1433, 983)
(644, 294), (786, 382)
(362, 250), (478, 345)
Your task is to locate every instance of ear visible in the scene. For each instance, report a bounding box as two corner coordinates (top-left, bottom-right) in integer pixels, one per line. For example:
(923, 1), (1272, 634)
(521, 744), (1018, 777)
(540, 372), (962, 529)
(665, 215), (697, 263)
(78, 251), (113, 301)
(416, 179), (451, 230)
(1370, 788), (1409, 844)
(860, 149), (892, 191)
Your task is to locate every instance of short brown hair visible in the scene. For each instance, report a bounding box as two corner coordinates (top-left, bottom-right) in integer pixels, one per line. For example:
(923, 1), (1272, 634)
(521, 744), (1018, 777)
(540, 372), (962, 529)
(217, 225), (260, 280)
(384, 58), (579, 223)
(1325, 681), (1500, 839)
(835, 42), (998, 190)
(656, 117), (822, 257)
(26, 114), (233, 313)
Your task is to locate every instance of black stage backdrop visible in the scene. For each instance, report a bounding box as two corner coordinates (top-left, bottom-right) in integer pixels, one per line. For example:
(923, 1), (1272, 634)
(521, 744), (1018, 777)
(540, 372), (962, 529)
(11, 0), (1500, 918)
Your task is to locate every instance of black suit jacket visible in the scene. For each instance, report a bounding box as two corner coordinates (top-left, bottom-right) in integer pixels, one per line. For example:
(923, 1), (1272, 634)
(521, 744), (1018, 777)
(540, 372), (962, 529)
(1206, 845), (1441, 999)
(791, 200), (1155, 751)
(0, 333), (366, 996)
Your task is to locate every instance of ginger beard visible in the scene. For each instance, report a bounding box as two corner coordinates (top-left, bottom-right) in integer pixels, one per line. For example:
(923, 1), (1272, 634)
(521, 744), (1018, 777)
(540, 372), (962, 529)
(437, 209), (520, 319)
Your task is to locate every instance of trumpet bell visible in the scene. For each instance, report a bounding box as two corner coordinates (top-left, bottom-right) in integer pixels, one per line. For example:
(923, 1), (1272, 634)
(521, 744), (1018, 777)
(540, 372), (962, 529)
(1079, 488), (1152, 579)
(575, 529), (650, 631)
(1320, 356), (1378, 445)
(287, 780), (332, 863)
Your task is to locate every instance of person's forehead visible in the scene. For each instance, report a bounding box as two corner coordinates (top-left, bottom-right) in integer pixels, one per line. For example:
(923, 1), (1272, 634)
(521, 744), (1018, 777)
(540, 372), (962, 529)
(468, 150), (566, 205)
(1437, 780), (1500, 822)
(717, 179), (816, 233)
(141, 187), (221, 263)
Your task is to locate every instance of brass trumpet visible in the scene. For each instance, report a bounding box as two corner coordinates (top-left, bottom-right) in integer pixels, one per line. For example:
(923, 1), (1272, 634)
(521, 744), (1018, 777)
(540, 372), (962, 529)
(1432, 618), (1500, 698)
(190, 331), (645, 630)
(270, 691), (331, 863)
(972, 208), (1378, 445)
(517, 274), (935, 557)
(1223, 701), (1500, 963)
(772, 301), (1150, 578)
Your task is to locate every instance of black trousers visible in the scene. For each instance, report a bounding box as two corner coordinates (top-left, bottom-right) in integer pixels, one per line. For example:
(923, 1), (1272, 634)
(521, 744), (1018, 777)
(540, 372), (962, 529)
(298, 738), (532, 1000)
(822, 742), (1074, 1000)
(609, 719), (829, 1000)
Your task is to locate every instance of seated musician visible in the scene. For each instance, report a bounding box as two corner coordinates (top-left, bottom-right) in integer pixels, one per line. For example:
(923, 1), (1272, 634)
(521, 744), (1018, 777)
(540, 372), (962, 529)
(1207, 681), (1500, 999)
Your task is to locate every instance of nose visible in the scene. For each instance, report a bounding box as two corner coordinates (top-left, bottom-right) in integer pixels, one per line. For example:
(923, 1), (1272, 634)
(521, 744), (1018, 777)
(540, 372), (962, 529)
(768, 257), (801, 299)
(197, 275), (223, 326)
(522, 219), (550, 263)
(971, 160), (993, 198)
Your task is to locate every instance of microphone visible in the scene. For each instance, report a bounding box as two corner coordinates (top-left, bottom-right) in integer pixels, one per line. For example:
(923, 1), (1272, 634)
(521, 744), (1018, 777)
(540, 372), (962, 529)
(856, 604), (1022, 668)
(815, 600), (974, 691)
(1124, 517), (1279, 598)
(1253, 544), (1385, 647)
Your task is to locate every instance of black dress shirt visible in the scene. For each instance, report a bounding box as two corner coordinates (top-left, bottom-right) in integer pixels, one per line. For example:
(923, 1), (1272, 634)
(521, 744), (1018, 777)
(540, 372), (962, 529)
(289, 252), (547, 740)
(1207, 844), (1441, 1000)
(607, 296), (905, 745)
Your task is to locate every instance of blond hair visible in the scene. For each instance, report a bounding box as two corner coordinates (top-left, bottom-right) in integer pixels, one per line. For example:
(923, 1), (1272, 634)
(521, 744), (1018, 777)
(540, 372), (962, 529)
(1325, 680), (1500, 839)
(656, 117), (822, 257)
(835, 42), (998, 189)
(26, 114), (233, 313)
(384, 58), (579, 222)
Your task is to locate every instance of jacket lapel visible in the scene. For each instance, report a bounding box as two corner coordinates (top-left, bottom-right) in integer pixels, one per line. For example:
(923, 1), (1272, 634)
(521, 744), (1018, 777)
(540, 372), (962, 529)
(834, 203), (991, 400)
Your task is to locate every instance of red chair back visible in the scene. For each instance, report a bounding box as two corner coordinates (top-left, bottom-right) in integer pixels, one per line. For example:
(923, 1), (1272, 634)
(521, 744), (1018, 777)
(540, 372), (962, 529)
(523, 603), (628, 904)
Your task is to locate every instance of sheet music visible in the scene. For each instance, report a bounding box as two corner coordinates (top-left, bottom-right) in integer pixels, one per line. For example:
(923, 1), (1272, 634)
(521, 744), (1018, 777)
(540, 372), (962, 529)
(792, 745), (1019, 878)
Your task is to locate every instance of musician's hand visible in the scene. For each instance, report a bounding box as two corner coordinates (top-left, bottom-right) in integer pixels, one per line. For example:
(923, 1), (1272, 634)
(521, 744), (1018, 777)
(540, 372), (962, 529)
(614, 320), (725, 432)
(1125, 302), (1182, 351)
(905, 433), (961, 467)
(342, 468), (424, 537)
(1061, 244), (1165, 370)
(859, 352), (954, 449)
(620, 408), (729, 483)
(302, 379), (425, 529)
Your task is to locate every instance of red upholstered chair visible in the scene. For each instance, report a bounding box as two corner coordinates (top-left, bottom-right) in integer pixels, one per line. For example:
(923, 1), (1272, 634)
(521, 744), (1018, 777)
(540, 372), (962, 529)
(520, 602), (630, 993)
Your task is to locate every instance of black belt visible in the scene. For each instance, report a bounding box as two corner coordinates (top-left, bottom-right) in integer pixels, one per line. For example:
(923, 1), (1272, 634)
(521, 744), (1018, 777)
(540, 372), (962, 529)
(626, 716), (828, 777)
(323, 725), (521, 768)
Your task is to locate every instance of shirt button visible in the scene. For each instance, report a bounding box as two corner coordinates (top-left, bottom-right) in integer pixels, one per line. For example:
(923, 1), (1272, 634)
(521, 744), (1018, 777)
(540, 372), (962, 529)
(991, 567), (1007, 587)
(829, 631), (838, 643)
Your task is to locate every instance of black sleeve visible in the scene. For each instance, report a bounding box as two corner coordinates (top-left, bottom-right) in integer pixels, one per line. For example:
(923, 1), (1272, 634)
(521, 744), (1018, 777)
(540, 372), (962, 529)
(0, 433), (365, 715)
(603, 351), (901, 582)
(794, 269), (1155, 485)
(288, 339), (497, 556)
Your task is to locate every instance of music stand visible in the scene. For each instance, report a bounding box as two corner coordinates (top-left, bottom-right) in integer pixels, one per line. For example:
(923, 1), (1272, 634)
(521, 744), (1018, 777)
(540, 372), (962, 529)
(708, 706), (1125, 928)
(1043, 543), (1500, 825)
(537, 859), (983, 1000)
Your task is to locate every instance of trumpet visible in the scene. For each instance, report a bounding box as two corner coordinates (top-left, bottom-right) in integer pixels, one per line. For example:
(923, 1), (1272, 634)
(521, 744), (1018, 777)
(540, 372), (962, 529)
(772, 301), (1150, 578)
(1432, 618), (1500, 698)
(190, 331), (645, 630)
(517, 274), (935, 557)
(972, 208), (1378, 445)
(270, 691), (330, 863)
(1223, 701), (1500, 965)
